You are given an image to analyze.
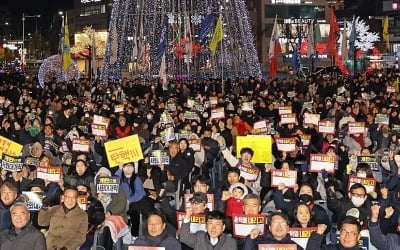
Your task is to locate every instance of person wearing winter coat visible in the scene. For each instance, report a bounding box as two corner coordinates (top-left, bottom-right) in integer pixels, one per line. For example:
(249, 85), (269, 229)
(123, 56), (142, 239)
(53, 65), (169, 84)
(368, 204), (400, 250)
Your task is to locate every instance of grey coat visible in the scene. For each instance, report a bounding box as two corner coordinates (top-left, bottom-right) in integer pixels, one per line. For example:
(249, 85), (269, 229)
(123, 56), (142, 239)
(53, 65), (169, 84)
(179, 221), (237, 250)
(0, 223), (46, 250)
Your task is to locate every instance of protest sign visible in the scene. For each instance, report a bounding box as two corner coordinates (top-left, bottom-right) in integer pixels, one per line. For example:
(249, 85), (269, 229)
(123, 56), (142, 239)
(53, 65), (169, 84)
(375, 114), (389, 125)
(232, 214), (266, 238)
(211, 107), (225, 119)
(258, 244), (297, 250)
(300, 134), (311, 146)
(280, 114), (296, 125)
(236, 136), (272, 163)
(209, 96), (218, 105)
(24, 157), (39, 166)
(93, 115), (110, 127)
(279, 106), (292, 115)
(178, 130), (191, 140)
(254, 120), (267, 129)
(304, 113), (320, 125)
(289, 227), (317, 249)
(160, 127), (176, 143)
(184, 111), (198, 120)
(114, 104), (125, 113)
(184, 194), (214, 210)
(149, 150), (170, 165)
(348, 176), (376, 193)
(271, 170), (297, 188)
(1, 154), (23, 172)
(357, 156), (379, 171)
(96, 177), (120, 194)
(104, 134), (144, 167)
(318, 121), (335, 134)
(309, 154), (336, 173)
(276, 138), (296, 152)
(91, 124), (107, 137)
(77, 196), (88, 210)
(72, 139), (90, 152)
(176, 212), (206, 233)
(160, 113), (173, 124)
(242, 102), (254, 111)
(36, 166), (62, 182)
(348, 122), (365, 134)
(21, 192), (46, 211)
(189, 139), (201, 152)
(0, 135), (23, 158)
(238, 164), (261, 181)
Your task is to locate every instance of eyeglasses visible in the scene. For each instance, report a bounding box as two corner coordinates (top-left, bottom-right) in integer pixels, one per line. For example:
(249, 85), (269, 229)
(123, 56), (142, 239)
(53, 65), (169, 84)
(270, 221), (288, 227)
(340, 230), (358, 237)
(351, 192), (366, 198)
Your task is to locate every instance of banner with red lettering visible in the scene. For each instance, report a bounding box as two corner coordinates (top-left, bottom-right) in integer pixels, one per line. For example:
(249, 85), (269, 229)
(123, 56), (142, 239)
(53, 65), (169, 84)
(233, 214), (267, 238)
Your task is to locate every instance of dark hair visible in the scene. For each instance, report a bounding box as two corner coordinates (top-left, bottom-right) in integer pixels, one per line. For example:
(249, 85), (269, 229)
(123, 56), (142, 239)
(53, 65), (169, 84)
(349, 183), (366, 194)
(233, 186), (245, 194)
(227, 167), (240, 175)
(206, 210), (226, 224)
(147, 210), (167, 225)
(340, 217), (361, 233)
(240, 147), (254, 157)
(63, 185), (79, 195)
(192, 175), (211, 186)
(268, 212), (290, 226)
(292, 202), (316, 227)
(203, 127), (212, 134)
(355, 163), (373, 178)
(298, 183), (315, 196)
(178, 138), (189, 148)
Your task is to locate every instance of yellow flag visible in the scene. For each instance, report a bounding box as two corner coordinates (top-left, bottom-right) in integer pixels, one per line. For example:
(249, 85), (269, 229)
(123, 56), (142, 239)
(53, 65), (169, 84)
(62, 13), (72, 71)
(209, 16), (223, 56)
(383, 16), (389, 51)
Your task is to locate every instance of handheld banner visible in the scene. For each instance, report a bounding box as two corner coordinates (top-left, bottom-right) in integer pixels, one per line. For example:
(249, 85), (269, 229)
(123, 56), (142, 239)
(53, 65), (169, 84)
(236, 136), (272, 163)
(104, 134), (144, 167)
(233, 214), (267, 238)
(176, 211), (206, 233)
(309, 154), (336, 173)
(96, 177), (120, 194)
(271, 170), (297, 188)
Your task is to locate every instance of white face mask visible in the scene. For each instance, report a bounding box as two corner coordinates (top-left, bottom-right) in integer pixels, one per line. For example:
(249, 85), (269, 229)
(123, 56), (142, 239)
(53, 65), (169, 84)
(351, 196), (365, 207)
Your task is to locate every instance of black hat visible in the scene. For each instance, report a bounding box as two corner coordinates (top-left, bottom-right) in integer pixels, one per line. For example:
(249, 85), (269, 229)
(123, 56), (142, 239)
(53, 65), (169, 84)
(189, 192), (208, 203)
(28, 178), (46, 191)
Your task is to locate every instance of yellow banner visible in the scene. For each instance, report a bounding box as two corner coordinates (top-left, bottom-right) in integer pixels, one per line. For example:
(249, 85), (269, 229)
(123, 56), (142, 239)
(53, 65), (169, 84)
(0, 136), (23, 158)
(104, 134), (144, 167)
(236, 136), (272, 163)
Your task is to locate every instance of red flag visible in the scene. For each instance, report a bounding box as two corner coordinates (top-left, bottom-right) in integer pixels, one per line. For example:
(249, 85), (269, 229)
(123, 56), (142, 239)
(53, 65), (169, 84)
(327, 8), (339, 57)
(269, 16), (281, 78)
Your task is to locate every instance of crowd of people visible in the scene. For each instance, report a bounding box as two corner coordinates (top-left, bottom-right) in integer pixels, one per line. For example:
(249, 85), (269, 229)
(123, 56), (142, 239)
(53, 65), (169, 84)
(0, 72), (399, 250)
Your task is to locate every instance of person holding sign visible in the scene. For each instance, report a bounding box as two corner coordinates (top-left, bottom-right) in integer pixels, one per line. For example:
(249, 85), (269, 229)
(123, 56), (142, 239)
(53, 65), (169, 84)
(180, 209), (237, 250)
(64, 160), (96, 198)
(243, 212), (303, 250)
(133, 210), (182, 250)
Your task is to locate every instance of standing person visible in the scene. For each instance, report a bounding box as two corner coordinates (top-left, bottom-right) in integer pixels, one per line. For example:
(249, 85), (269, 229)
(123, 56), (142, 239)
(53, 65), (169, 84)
(180, 209), (237, 250)
(0, 202), (46, 250)
(133, 210), (182, 250)
(38, 186), (88, 250)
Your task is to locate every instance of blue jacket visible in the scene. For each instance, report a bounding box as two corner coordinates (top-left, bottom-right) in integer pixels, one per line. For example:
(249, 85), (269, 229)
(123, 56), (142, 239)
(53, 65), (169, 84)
(115, 169), (146, 203)
(0, 202), (11, 231)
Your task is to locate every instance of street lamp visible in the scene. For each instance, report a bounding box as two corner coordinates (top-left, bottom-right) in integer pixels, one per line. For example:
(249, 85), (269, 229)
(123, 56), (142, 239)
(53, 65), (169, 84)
(22, 13), (40, 69)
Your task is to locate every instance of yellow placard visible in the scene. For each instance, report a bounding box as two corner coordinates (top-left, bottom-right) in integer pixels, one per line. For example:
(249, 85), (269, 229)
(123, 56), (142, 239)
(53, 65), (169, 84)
(236, 135), (272, 163)
(104, 134), (144, 167)
(0, 136), (23, 158)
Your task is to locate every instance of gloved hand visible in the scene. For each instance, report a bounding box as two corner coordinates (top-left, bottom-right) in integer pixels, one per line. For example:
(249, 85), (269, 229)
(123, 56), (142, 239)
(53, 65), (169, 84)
(321, 169), (329, 179)
(301, 163), (308, 173)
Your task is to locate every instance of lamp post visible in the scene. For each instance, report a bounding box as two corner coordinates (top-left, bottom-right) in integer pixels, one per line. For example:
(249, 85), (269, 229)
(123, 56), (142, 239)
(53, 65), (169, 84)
(22, 13), (40, 70)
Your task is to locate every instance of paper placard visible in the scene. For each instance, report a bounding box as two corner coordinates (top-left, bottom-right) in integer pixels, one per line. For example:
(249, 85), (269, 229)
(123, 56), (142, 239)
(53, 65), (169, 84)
(72, 139), (90, 152)
(92, 124), (107, 137)
(387, 86), (396, 93)
(36, 166), (62, 182)
(304, 113), (320, 125)
(176, 212), (206, 233)
(242, 102), (254, 111)
(184, 111), (198, 120)
(211, 107), (225, 120)
(279, 106), (292, 115)
(149, 150), (170, 165)
(348, 176), (376, 194)
(178, 130), (191, 140)
(276, 138), (296, 152)
(96, 177), (120, 194)
(280, 113), (296, 125)
(0, 135), (23, 158)
(104, 134), (144, 167)
(167, 103), (176, 112)
(336, 96), (346, 103)
(209, 96), (218, 105)
(289, 227), (317, 249)
(77, 196), (88, 210)
(184, 193), (214, 211)
(114, 104), (125, 113)
(238, 165), (260, 181)
(189, 139), (201, 152)
(300, 134), (311, 146)
(236, 136), (273, 163)
(318, 121), (335, 134)
(287, 91), (296, 98)
(348, 122), (365, 134)
(271, 170), (297, 188)
(309, 154), (336, 173)
(160, 113), (173, 124)
(193, 104), (204, 112)
(21, 192), (46, 211)
(357, 156), (378, 171)
(254, 120), (267, 129)
(160, 127), (175, 143)
(258, 244), (297, 250)
(392, 124), (400, 132)
(233, 214), (266, 238)
(1, 154), (23, 172)
(24, 157), (39, 166)
(375, 114), (389, 125)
